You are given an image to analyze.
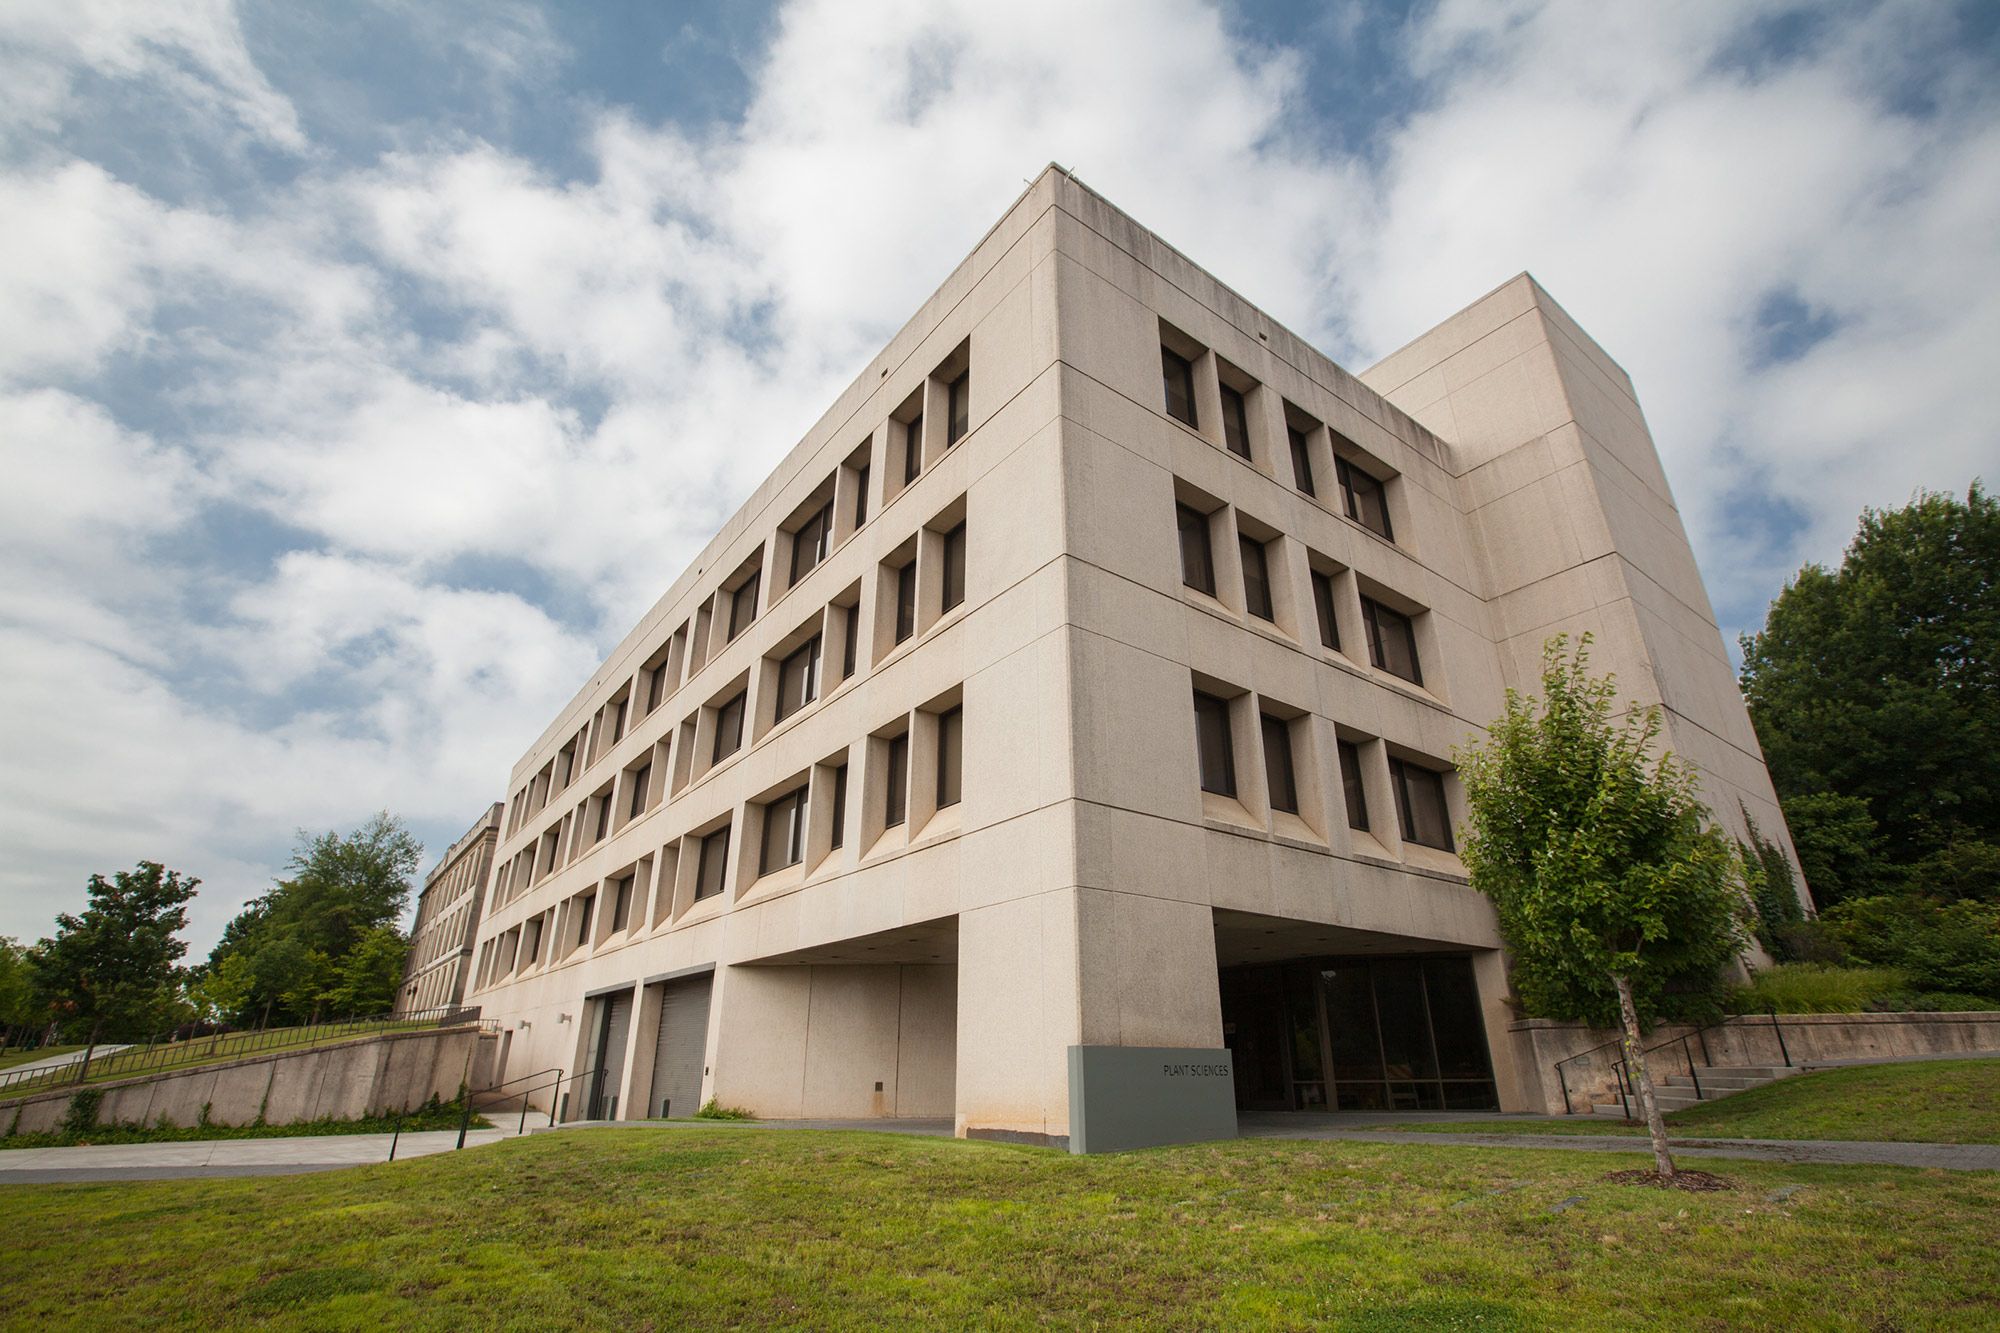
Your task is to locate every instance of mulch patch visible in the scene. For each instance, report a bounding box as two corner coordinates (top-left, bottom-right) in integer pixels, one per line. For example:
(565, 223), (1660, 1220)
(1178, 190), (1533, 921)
(1601, 1169), (1734, 1191)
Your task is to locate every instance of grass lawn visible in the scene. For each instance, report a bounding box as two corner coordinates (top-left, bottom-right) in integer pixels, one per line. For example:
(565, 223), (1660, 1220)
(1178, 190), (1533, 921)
(2, 1128), (1997, 1331)
(0, 1045), (81, 1072)
(1375, 1060), (2000, 1144)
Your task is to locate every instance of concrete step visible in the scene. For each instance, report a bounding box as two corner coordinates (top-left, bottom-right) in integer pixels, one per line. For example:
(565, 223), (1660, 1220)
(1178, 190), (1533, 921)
(1585, 1063), (1800, 1117)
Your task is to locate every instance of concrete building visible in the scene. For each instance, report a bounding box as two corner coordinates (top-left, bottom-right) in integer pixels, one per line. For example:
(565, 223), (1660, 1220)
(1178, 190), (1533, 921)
(397, 803), (502, 1015)
(461, 165), (1801, 1143)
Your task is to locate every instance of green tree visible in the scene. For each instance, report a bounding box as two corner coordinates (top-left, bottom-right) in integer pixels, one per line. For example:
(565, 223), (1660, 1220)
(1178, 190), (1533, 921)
(31, 862), (199, 1042)
(0, 937), (37, 1045)
(1780, 792), (1888, 911)
(1456, 637), (1748, 1178)
(1740, 484), (1999, 889)
(323, 926), (410, 1017)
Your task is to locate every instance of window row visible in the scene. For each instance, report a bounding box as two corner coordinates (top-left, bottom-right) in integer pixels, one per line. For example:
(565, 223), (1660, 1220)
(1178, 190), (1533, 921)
(1159, 321), (1396, 543)
(504, 342), (976, 843)
(1190, 684), (1455, 853)
(474, 697), (967, 990)
(1175, 488), (1432, 690)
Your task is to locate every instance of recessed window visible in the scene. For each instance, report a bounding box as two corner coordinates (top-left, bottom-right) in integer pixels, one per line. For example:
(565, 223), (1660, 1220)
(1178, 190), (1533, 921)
(842, 604), (859, 680)
(611, 698), (628, 744)
(713, 691), (746, 762)
(574, 895), (594, 946)
(1289, 427), (1316, 496)
(645, 662), (667, 714)
(830, 763), (848, 850)
(776, 635), (821, 723)
(1336, 457), (1394, 541)
(1338, 740), (1369, 831)
(947, 370), (969, 445)
(1361, 597), (1422, 685)
(1193, 691), (1236, 797)
(728, 570), (761, 640)
(1177, 503), (1215, 596)
(904, 413), (924, 484)
(1162, 347), (1197, 428)
(937, 705), (963, 808)
(610, 874), (634, 932)
(885, 733), (909, 827)
(1391, 759), (1454, 852)
(1262, 714), (1298, 815)
(895, 562), (917, 644)
(695, 826), (731, 900)
(628, 764), (651, 819)
(1220, 384), (1251, 459)
(942, 521), (967, 613)
(1239, 535), (1274, 621)
(593, 794), (611, 844)
(1311, 571), (1340, 651)
(854, 462), (871, 528)
(760, 787), (808, 875)
(790, 503), (833, 586)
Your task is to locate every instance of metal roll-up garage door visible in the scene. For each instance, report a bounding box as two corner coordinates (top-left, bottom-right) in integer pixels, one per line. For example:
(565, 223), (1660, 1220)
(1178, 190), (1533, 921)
(647, 975), (713, 1120)
(585, 990), (632, 1120)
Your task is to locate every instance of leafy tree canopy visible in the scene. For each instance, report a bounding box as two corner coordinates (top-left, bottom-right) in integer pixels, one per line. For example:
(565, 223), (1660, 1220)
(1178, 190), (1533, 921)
(0, 936), (37, 1035)
(1740, 484), (1999, 896)
(32, 862), (198, 1041)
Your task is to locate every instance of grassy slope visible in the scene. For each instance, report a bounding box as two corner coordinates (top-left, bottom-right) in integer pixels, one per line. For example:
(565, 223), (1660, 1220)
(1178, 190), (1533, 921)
(1381, 1060), (2000, 1143)
(0, 1021), (452, 1095)
(0, 1045), (81, 1072)
(2, 1128), (1997, 1331)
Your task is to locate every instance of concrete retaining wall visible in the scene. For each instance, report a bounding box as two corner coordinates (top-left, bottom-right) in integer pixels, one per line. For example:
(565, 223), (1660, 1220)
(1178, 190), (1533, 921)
(1, 1027), (499, 1136)
(1510, 1011), (2000, 1114)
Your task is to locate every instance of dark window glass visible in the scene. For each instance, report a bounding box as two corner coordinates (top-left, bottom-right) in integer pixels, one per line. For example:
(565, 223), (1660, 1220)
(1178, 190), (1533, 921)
(947, 370), (969, 445)
(904, 413), (923, 483)
(1262, 714), (1297, 814)
(760, 788), (807, 874)
(612, 699), (627, 743)
(1220, 383), (1251, 458)
(1193, 691), (1236, 797)
(1373, 958), (1440, 1081)
(575, 895), (594, 946)
(885, 733), (909, 827)
(1424, 958), (1493, 1082)
(829, 763), (848, 849)
(1338, 740), (1369, 831)
(1361, 597), (1422, 684)
(695, 826), (731, 899)
(1239, 535), (1273, 621)
(646, 664), (665, 713)
(593, 794), (611, 843)
(1311, 570), (1340, 650)
(894, 562), (917, 643)
(1336, 456), (1394, 541)
(1177, 503), (1215, 595)
(942, 521), (966, 612)
(854, 462), (870, 527)
(1289, 426), (1316, 496)
(1391, 758), (1454, 851)
(728, 570), (760, 640)
(937, 705), (963, 808)
(776, 635), (821, 722)
(628, 764), (651, 819)
(611, 875), (633, 932)
(789, 503), (833, 585)
(1161, 346), (1197, 427)
(842, 603), (859, 679)
(713, 691), (746, 762)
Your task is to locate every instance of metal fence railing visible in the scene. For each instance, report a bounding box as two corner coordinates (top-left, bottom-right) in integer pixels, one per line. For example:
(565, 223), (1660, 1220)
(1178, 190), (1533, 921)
(0, 1006), (491, 1100)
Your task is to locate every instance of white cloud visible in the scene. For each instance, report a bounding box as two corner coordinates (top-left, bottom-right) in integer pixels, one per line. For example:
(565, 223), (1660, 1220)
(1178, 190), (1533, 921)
(0, 0), (1992, 954)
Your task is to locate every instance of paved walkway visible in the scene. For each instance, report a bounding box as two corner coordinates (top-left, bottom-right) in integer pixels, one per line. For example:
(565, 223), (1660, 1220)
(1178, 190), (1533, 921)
(1, 1045), (131, 1077)
(0, 1127), (520, 1184)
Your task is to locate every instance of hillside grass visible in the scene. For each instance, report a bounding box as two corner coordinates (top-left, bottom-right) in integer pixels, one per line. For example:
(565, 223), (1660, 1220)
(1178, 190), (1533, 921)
(0, 1019), (462, 1096)
(0, 1045), (82, 1072)
(2, 1127), (1997, 1331)
(1377, 1060), (2000, 1144)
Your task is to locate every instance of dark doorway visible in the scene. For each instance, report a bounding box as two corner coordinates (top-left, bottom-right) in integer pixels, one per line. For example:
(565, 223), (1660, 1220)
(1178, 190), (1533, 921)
(1220, 955), (1497, 1112)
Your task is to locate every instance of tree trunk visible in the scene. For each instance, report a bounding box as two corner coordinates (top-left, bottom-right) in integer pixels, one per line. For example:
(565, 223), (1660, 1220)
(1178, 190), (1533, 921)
(1613, 973), (1675, 1179)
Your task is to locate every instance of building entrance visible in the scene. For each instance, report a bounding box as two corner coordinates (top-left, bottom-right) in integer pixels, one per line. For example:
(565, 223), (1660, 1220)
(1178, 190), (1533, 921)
(1219, 956), (1498, 1112)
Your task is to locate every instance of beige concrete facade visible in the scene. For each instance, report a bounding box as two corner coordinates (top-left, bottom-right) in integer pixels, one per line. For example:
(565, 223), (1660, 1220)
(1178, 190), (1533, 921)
(460, 166), (1802, 1140)
(397, 803), (502, 1015)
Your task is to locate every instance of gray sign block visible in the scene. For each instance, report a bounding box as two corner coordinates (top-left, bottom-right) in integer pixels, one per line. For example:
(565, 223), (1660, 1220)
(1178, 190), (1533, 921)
(1067, 1045), (1238, 1154)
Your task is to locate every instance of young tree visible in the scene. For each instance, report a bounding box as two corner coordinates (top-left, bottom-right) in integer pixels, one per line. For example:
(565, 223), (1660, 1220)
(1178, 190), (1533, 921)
(31, 862), (200, 1042)
(1457, 638), (1747, 1178)
(0, 937), (36, 1048)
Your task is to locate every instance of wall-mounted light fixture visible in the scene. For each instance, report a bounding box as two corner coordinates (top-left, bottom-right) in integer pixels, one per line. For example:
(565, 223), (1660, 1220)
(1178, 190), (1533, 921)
(557, 1012), (573, 1024)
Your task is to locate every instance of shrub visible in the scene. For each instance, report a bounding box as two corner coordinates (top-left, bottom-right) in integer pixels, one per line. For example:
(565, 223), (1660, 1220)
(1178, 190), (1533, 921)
(1870, 990), (1998, 1013)
(1733, 963), (1908, 1014)
(60, 1088), (105, 1138)
(1828, 895), (2000, 997)
(692, 1097), (756, 1121)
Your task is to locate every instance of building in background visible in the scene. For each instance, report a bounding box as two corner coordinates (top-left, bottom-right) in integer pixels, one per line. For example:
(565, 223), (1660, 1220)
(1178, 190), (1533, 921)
(459, 166), (1803, 1143)
(397, 803), (502, 1015)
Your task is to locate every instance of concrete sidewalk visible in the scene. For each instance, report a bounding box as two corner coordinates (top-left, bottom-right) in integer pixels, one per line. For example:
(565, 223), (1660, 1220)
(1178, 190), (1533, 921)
(1238, 1122), (2000, 1171)
(1, 1045), (132, 1077)
(0, 1126), (522, 1184)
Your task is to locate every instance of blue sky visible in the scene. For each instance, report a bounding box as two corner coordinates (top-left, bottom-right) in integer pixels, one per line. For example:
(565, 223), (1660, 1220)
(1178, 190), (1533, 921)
(2, 0), (1996, 956)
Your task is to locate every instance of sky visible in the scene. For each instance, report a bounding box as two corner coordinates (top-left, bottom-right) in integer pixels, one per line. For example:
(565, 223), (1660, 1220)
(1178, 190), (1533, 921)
(2, 0), (1996, 957)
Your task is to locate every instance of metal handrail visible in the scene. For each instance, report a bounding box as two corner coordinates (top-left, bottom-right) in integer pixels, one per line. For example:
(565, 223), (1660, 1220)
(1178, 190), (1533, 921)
(459, 1066), (566, 1144)
(1554, 1008), (1793, 1115)
(0, 1005), (489, 1099)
